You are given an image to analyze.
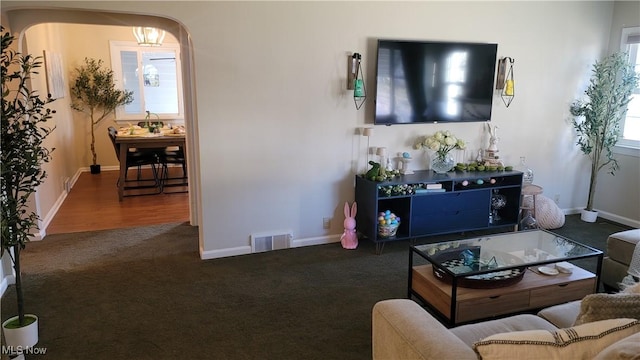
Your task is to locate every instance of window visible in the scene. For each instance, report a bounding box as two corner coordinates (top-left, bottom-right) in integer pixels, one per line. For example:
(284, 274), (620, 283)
(619, 27), (640, 150)
(110, 41), (183, 121)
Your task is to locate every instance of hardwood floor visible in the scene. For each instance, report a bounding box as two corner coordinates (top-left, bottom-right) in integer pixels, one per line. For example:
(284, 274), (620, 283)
(46, 169), (190, 235)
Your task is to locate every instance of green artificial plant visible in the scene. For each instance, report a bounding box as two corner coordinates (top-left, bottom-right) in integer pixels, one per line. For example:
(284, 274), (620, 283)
(569, 52), (639, 212)
(70, 58), (133, 169)
(1, 27), (55, 327)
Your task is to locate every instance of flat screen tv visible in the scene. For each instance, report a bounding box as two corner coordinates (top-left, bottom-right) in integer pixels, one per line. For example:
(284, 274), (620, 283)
(374, 39), (498, 125)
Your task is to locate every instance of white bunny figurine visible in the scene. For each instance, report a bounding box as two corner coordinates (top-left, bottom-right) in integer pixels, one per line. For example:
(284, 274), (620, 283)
(341, 202), (358, 249)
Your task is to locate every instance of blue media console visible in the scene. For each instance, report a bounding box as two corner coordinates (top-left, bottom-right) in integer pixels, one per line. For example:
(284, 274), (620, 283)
(355, 170), (523, 253)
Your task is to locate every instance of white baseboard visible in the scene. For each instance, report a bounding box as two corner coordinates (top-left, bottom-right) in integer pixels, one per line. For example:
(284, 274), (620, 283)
(593, 210), (639, 228)
(80, 165), (119, 172)
(0, 274), (15, 298)
(39, 168), (84, 240)
(563, 207), (638, 228)
(81, 165), (177, 173)
(291, 234), (341, 247)
(200, 245), (252, 260)
(35, 190), (68, 241)
(199, 234), (341, 260)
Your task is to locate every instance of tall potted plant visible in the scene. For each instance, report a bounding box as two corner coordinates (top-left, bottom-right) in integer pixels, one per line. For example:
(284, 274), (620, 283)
(1, 27), (55, 348)
(70, 57), (133, 174)
(569, 52), (638, 222)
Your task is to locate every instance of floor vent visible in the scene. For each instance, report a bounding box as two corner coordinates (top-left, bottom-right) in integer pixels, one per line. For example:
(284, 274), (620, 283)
(250, 231), (292, 253)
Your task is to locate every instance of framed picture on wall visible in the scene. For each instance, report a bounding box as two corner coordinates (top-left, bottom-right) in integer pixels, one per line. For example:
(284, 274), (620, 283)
(44, 50), (65, 99)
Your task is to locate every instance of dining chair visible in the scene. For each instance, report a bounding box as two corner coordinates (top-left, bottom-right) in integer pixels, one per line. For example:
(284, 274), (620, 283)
(159, 146), (188, 193)
(108, 126), (162, 195)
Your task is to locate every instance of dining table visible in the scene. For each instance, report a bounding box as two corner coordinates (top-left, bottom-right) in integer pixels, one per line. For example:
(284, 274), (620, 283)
(115, 129), (186, 201)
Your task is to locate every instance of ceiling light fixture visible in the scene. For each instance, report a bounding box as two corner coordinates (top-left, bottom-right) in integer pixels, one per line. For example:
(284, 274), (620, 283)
(133, 27), (166, 46)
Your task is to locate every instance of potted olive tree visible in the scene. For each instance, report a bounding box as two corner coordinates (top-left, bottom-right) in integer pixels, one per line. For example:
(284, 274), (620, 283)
(1, 27), (55, 349)
(70, 57), (133, 174)
(569, 52), (638, 222)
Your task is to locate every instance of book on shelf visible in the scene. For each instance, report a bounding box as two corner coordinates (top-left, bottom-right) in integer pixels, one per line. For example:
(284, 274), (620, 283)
(415, 188), (446, 193)
(425, 183), (442, 189)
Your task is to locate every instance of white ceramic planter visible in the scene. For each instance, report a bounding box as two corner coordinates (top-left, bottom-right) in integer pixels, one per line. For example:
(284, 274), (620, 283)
(580, 209), (598, 223)
(2, 314), (39, 349)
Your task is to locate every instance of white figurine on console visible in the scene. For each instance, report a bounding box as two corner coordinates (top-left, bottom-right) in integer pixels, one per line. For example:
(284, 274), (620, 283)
(398, 152), (413, 175)
(483, 124), (504, 167)
(487, 123), (499, 152)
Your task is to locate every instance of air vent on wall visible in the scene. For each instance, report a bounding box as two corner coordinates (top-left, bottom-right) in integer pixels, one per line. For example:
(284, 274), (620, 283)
(250, 231), (292, 253)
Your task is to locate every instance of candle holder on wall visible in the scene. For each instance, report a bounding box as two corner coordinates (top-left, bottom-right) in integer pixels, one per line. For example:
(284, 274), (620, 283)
(348, 52), (366, 110)
(496, 57), (515, 108)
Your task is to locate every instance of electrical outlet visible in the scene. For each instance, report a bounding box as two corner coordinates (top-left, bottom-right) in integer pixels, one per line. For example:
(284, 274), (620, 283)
(323, 217), (331, 229)
(554, 194), (560, 205)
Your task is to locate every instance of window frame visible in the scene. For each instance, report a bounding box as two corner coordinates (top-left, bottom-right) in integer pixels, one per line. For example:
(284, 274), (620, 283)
(109, 41), (184, 122)
(616, 27), (640, 153)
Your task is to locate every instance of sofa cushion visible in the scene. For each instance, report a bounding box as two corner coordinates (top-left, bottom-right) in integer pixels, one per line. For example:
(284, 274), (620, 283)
(537, 300), (581, 329)
(593, 332), (640, 360)
(602, 257), (632, 291)
(574, 293), (640, 325)
(607, 229), (640, 265)
(473, 318), (640, 360)
(451, 314), (557, 348)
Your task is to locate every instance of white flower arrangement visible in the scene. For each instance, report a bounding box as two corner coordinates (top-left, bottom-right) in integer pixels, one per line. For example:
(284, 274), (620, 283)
(414, 130), (466, 160)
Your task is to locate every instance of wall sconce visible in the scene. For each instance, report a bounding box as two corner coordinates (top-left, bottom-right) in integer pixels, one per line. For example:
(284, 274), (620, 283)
(496, 57), (515, 107)
(133, 27), (166, 46)
(347, 53), (366, 110)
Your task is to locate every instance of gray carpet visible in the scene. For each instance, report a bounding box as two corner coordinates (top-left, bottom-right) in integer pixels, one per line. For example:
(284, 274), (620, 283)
(0, 216), (632, 359)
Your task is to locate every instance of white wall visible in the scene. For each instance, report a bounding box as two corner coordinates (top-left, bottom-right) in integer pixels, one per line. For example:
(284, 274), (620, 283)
(3, 1), (635, 261)
(20, 23), (76, 238)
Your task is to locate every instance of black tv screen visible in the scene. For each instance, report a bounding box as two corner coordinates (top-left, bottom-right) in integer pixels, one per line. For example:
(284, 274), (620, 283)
(374, 39), (498, 125)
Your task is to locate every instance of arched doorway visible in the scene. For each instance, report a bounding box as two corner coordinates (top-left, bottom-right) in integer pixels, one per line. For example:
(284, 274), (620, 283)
(4, 9), (201, 241)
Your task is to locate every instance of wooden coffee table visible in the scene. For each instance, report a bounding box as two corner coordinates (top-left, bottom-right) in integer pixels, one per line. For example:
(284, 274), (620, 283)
(408, 230), (603, 326)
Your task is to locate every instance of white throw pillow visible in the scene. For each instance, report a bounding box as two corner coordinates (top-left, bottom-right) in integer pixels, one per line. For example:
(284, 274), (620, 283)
(473, 318), (640, 360)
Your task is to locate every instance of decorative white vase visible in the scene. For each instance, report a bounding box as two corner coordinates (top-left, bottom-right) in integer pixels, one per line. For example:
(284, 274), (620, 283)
(430, 153), (454, 174)
(2, 314), (39, 349)
(580, 209), (598, 223)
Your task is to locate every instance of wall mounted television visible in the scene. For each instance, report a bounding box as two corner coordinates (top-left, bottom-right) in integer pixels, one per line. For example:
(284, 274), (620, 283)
(374, 39), (498, 125)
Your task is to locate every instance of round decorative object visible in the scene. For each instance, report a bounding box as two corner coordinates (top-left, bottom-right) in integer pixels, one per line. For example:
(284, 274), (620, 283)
(491, 191), (507, 221)
(430, 153), (454, 173)
(431, 247), (526, 289)
(522, 194), (565, 229)
(538, 266), (559, 276)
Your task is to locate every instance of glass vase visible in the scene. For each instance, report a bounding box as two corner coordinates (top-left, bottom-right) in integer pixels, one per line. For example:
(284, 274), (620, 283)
(519, 209), (538, 231)
(430, 153), (454, 174)
(491, 190), (507, 221)
(516, 156), (534, 185)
